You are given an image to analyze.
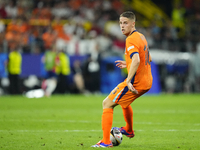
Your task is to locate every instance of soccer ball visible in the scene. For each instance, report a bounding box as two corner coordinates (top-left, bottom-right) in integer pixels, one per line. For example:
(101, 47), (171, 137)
(110, 127), (123, 146)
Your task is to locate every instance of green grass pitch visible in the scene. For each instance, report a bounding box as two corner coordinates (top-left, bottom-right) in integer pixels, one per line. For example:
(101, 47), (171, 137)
(0, 94), (200, 150)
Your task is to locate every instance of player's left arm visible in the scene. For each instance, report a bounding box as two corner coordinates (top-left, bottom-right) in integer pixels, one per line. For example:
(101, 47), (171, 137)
(126, 53), (140, 94)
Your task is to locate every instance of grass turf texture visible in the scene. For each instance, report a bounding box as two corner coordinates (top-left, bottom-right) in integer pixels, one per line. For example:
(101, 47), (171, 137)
(0, 94), (200, 150)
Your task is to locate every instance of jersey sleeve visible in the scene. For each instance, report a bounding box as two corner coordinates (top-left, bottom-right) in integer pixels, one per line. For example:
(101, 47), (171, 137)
(126, 37), (140, 59)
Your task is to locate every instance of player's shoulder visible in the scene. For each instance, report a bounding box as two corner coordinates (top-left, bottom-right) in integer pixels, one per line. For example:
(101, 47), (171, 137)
(138, 32), (146, 41)
(127, 31), (144, 42)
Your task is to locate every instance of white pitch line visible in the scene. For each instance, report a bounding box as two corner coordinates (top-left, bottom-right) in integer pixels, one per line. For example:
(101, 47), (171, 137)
(0, 130), (102, 133)
(0, 119), (200, 126)
(153, 129), (200, 132)
(134, 110), (200, 114)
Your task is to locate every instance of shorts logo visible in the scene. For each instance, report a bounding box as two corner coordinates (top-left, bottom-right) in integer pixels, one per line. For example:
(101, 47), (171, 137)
(112, 87), (119, 95)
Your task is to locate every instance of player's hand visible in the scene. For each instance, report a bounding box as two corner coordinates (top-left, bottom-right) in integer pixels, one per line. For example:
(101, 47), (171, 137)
(127, 82), (138, 94)
(115, 60), (127, 69)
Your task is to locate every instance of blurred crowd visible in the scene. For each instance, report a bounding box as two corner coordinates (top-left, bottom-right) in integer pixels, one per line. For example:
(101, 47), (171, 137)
(0, 0), (199, 54)
(0, 0), (200, 95)
(0, 0), (124, 55)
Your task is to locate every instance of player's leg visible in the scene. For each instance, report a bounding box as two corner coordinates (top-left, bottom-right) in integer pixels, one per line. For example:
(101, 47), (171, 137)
(92, 97), (117, 147)
(119, 105), (135, 138)
(45, 78), (57, 97)
(118, 89), (149, 138)
(122, 105), (133, 132)
(102, 97), (118, 144)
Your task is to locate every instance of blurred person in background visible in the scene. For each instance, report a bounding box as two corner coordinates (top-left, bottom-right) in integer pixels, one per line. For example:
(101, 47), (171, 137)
(187, 44), (200, 93)
(51, 0), (73, 19)
(5, 17), (30, 53)
(55, 49), (71, 94)
(32, 1), (52, 20)
(5, 18), (20, 49)
(194, 43), (200, 92)
(42, 45), (57, 97)
(42, 25), (57, 50)
(0, 15), (5, 50)
(17, 18), (31, 53)
(188, 12), (200, 49)
(71, 59), (86, 94)
(83, 36), (101, 94)
(5, 0), (17, 18)
(171, 0), (186, 51)
(32, 26), (45, 53)
(0, 1), (7, 19)
(6, 43), (22, 94)
(52, 17), (71, 52)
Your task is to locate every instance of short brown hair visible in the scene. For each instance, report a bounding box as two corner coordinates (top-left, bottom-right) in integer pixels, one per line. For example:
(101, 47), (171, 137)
(120, 11), (136, 21)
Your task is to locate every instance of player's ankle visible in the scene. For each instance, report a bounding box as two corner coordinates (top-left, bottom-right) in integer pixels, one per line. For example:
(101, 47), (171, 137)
(127, 129), (133, 133)
(102, 140), (111, 145)
(124, 127), (133, 133)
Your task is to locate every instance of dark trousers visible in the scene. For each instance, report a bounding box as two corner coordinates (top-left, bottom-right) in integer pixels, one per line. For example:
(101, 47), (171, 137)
(8, 74), (20, 94)
(56, 74), (67, 93)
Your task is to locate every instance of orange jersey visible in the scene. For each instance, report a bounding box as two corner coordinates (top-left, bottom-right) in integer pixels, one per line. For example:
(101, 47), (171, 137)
(125, 30), (152, 90)
(108, 30), (152, 108)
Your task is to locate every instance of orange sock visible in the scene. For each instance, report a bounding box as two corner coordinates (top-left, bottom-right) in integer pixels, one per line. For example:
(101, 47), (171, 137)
(122, 105), (133, 132)
(102, 108), (113, 144)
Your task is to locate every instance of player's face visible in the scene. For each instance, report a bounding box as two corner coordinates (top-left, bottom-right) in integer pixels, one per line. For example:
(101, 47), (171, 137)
(119, 17), (135, 36)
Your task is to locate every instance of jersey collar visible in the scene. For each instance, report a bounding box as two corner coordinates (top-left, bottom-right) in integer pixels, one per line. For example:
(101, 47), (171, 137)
(130, 30), (137, 36)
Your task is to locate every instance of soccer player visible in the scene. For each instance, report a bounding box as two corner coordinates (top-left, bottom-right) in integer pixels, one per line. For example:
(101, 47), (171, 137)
(92, 11), (153, 147)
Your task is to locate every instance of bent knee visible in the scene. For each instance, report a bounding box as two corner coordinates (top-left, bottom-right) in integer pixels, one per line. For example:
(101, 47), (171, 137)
(102, 97), (117, 109)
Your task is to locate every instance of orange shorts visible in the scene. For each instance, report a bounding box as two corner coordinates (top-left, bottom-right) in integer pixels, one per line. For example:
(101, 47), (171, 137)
(108, 81), (149, 108)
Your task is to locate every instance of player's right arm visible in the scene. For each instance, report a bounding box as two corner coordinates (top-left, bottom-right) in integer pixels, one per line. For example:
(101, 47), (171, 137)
(115, 60), (127, 69)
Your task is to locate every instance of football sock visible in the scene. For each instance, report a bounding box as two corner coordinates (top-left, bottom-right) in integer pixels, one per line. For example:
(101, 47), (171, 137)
(122, 105), (133, 132)
(102, 108), (113, 144)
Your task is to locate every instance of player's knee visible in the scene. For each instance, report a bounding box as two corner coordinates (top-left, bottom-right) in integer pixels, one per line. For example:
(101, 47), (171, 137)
(102, 98), (117, 109)
(102, 100), (107, 108)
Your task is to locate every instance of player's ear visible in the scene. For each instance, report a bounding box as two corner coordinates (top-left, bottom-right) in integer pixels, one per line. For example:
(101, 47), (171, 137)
(132, 21), (135, 27)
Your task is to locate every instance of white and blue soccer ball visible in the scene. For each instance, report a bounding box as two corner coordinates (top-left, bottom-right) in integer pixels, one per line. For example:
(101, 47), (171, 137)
(110, 127), (123, 146)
